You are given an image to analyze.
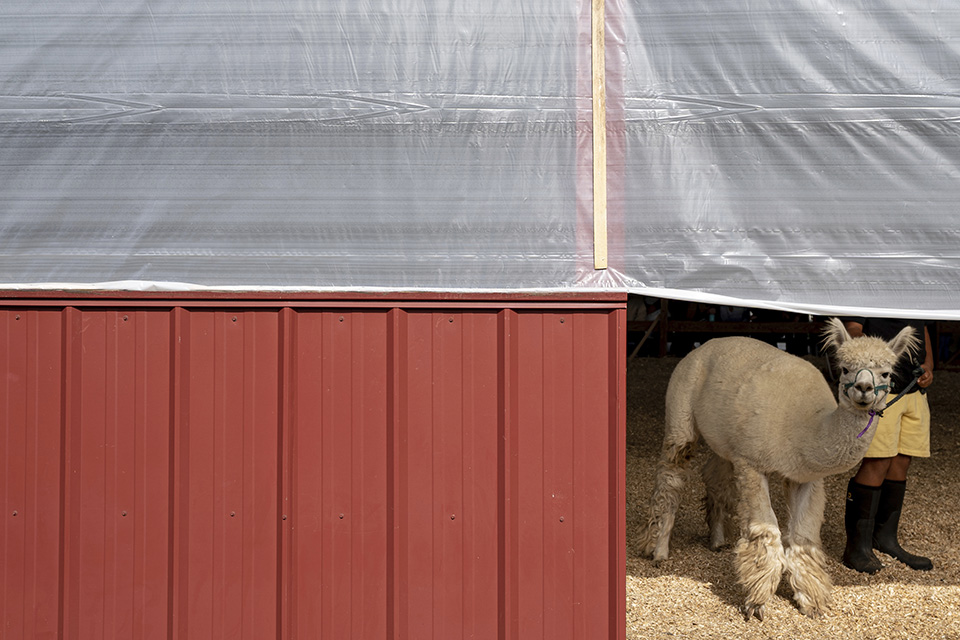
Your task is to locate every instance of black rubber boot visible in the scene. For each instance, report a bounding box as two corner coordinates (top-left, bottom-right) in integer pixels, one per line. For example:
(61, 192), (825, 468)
(843, 479), (883, 574)
(873, 480), (933, 571)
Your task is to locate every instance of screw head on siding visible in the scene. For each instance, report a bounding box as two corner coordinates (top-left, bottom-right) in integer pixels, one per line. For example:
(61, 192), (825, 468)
(230, 511), (236, 517)
(232, 316), (238, 322)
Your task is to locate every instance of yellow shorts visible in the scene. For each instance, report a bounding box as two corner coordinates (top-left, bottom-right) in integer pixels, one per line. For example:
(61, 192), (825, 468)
(864, 391), (931, 458)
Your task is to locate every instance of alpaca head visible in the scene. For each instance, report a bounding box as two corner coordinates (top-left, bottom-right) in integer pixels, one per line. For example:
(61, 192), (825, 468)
(821, 317), (920, 412)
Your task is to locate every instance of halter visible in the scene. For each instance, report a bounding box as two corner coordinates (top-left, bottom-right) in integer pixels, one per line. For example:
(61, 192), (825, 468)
(854, 366), (924, 439)
(842, 368), (890, 400)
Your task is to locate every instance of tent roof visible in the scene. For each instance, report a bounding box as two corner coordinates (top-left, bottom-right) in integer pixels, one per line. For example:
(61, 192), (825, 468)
(3, 2), (959, 319)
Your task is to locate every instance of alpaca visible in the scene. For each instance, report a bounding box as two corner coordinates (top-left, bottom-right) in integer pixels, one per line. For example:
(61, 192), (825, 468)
(638, 318), (919, 620)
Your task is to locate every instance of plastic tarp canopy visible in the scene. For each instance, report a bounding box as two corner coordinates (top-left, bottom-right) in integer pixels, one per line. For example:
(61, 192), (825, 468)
(2, 1), (959, 318)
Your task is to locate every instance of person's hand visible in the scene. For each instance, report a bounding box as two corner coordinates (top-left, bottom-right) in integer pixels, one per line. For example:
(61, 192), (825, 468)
(918, 366), (934, 388)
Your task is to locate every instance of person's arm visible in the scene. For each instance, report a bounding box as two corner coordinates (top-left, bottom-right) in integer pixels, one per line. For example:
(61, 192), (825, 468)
(844, 321), (864, 338)
(918, 325), (935, 388)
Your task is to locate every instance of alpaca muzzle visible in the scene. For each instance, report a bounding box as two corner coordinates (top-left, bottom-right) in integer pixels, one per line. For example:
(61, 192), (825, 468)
(843, 369), (889, 408)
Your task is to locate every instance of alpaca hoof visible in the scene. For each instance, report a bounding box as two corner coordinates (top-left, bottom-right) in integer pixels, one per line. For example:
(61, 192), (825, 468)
(650, 551), (668, 566)
(794, 592), (831, 619)
(708, 538), (729, 552)
(801, 604), (825, 619)
(743, 604), (764, 622)
(649, 540), (670, 563)
(639, 540), (666, 564)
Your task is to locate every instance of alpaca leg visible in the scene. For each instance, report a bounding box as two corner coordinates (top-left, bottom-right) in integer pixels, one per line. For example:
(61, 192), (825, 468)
(783, 479), (832, 618)
(702, 452), (737, 551)
(640, 372), (701, 562)
(733, 465), (785, 621)
(639, 441), (696, 562)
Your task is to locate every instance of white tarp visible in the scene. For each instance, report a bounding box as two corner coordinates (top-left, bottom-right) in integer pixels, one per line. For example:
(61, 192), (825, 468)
(2, 1), (959, 318)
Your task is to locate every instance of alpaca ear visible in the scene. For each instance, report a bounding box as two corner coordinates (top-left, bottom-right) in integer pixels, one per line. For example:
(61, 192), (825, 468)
(887, 325), (920, 362)
(821, 317), (851, 352)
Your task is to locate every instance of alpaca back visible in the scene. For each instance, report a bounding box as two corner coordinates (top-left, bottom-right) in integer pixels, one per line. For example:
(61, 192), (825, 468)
(665, 337), (837, 478)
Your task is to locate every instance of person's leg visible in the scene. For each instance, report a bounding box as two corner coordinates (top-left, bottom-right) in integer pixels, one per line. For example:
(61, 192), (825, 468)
(883, 453), (911, 481)
(873, 472), (932, 570)
(853, 456), (894, 487)
(843, 459), (887, 573)
(843, 394), (906, 573)
(871, 392), (933, 569)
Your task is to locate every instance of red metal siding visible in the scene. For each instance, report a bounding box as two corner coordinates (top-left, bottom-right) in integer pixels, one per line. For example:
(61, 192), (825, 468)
(2, 309), (64, 639)
(1, 299), (625, 640)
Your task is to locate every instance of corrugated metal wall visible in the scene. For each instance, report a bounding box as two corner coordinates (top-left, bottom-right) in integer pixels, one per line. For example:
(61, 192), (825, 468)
(1, 297), (626, 640)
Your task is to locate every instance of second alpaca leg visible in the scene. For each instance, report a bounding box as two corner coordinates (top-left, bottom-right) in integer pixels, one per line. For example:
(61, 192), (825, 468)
(783, 479), (832, 618)
(639, 440), (695, 562)
(639, 391), (700, 562)
(733, 465), (785, 621)
(702, 452), (737, 551)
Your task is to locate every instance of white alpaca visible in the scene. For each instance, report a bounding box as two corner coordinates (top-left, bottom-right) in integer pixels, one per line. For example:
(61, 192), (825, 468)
(638, 318), (918, 620)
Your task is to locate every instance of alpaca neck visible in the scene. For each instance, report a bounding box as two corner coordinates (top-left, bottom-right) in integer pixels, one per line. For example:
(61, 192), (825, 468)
(802, 403), (875, 478)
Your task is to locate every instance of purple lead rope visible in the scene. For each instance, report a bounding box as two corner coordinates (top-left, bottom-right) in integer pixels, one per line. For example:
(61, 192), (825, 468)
(857, 411), (877, 439)
(854, 369), (923, 440)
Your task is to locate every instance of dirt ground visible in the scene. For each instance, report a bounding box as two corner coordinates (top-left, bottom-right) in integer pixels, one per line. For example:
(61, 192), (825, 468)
(625, 354), (960, 640)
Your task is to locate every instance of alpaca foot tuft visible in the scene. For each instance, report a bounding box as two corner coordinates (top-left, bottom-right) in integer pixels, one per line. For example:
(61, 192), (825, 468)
(785, 544), (832, 619)
(734, 525), (784, 623)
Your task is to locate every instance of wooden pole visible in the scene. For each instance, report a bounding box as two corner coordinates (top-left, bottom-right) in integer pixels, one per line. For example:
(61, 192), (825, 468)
(592, 0), (608, 270)
(628, 314), (660, 360)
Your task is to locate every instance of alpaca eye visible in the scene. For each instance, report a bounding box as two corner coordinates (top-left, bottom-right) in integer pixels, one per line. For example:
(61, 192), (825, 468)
(880, 372), (890, 379)
(841, 367), (850, 375)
